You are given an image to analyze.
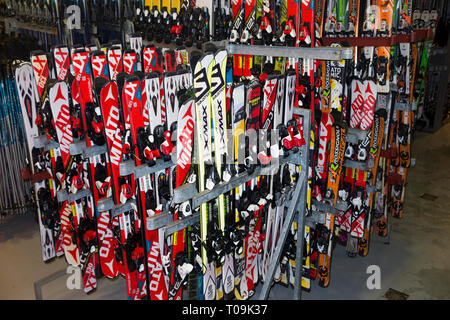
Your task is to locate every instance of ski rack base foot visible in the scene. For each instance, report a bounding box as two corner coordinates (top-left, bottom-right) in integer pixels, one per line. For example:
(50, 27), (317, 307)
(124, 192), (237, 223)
(33, 269), (67, 300)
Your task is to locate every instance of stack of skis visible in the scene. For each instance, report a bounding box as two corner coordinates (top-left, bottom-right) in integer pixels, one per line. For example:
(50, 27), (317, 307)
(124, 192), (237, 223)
(226, 0), (445, 290)
(1, 0), (230, 49)
(14, 31), (310, 300)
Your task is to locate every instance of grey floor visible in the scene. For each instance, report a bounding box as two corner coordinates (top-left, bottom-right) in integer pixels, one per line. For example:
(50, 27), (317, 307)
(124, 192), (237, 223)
(1, 120), (449, 300)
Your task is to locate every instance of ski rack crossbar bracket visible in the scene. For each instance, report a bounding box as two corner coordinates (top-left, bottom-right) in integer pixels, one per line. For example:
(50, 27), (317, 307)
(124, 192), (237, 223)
(68, 140), (108, 158)
(343, 159), (373, 171)
(146, 210), (173, 232)
(346, 128), (369, 144)
(307, 212), (326, 225)
(56, 188), (92, 203)
(119, 160), (135, 177)
(119, 158), (175, 179)
(108, 199), (137, 217)
(69, 140), (85, 155)
(44, 140), (60, 152)
(56, 190), (68, 203)
(394, 102), (413, 111)
(84, 144), (108, 158)
(162, 213), (201, 237)
(148, 151), (302, 233)
(33, 135), (51, 149)
(226, 44), (354, 61)
(171, 151), (302, 206)
(312, 198), (349, 215)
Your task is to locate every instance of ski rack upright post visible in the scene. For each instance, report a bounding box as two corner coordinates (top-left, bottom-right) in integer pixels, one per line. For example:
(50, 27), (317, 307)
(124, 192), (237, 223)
(259, 107), (310, 301)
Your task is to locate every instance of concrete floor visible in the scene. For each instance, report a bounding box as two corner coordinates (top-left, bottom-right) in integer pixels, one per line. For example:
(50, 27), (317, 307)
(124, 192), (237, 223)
(1, 120), (449, 300)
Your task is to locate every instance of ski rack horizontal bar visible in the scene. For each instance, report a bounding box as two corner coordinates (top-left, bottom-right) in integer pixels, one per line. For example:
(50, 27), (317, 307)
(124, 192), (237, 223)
(346, 128), (369, 144)
(172, 151), (302, 206)
(97, 22), (121, 32)
(343, 159), (373, 171)
(0, 17), (57, 35)
(69, 140), (108, 158)
(226, 43), (353, 61)
(56, 188), (91, 203)
(312, 198), (349, 215)
(147, 151), (302, 232)
(322, 29), (434, 47)
(305, 211), (329, 226)
(106, 199), (137, 217)
(394, 102), (414, 111)
(154, 180), (296, 236)
(119, 158), (175, 179)
(32, 135), (65, 152)
(33, 135), (51, 149)
(44, 140), (59, 152)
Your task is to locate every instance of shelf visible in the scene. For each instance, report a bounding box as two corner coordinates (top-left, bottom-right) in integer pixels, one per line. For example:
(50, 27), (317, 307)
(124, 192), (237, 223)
(226, 43), (354, 61)
(161, 211), (200, 236)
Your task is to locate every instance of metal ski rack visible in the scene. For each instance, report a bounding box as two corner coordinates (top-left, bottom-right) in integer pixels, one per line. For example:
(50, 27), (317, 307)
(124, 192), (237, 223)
(57, 187), (91, 204)
(118, 157), (175, 180)
(69, 139), (108, 158)
(146, 149), (304, 232)
(226, 43), (354, 61)
(104, 157), (175, 217)
(33, 135), (54, 149)
(140, 43), (354, 300)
